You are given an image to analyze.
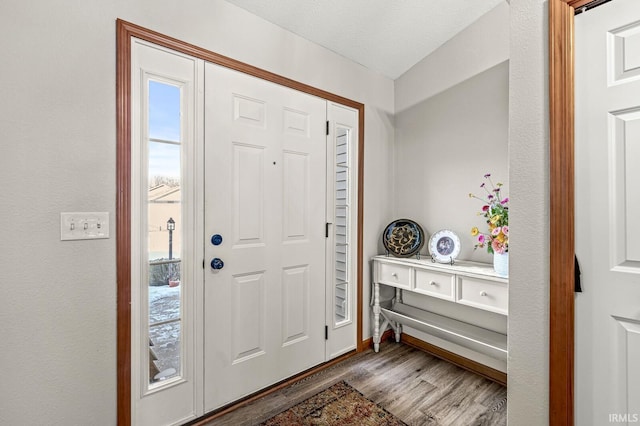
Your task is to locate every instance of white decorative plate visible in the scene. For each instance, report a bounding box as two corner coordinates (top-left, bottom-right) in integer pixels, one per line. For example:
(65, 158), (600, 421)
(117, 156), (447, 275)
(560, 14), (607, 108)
(428, 229), (461, 263)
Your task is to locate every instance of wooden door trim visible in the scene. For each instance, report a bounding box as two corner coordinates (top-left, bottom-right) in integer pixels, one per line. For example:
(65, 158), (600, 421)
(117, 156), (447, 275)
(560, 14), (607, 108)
(116, 19), (365, 425)
(116, 19), (132, 426)
(548, 0), (599, 424)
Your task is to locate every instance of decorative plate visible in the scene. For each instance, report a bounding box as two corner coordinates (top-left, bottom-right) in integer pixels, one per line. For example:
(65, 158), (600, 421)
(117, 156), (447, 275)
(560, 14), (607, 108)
(428, 229), (461, 263)
(382, 219), (425, 258)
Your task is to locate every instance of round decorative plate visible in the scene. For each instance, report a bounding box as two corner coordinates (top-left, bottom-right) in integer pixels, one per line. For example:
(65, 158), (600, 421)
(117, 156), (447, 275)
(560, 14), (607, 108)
(428, 229), (461, 263)
(382, 219), (425, 258)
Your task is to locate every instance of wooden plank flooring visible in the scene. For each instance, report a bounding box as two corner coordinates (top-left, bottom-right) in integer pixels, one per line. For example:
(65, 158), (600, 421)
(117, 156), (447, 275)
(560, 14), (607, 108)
(199, 341), (507, 426)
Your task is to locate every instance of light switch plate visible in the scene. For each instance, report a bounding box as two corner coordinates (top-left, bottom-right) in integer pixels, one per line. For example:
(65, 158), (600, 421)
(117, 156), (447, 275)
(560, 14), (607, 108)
(60, 212), (110, 241)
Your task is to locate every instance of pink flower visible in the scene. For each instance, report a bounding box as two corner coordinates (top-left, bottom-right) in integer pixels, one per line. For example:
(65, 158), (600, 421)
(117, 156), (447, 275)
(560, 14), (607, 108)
(491, 227), (501, 236)
(484, 173), (491, 178)
(501, 197), (509, 204)
(482, 205), (490, 212)
(478, 234), (486, 244)
(492, 239), (506, 254)
(502, 226), (509, 236)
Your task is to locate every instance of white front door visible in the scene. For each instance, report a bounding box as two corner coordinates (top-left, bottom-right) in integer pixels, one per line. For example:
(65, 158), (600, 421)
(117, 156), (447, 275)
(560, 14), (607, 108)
(575, 1), (640, 424)
(203, 63), (328, 411)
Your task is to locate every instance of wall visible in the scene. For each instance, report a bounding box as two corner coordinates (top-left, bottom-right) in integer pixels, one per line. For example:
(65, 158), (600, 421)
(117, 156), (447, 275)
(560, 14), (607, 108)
(508, 0), (550, 424)
(390, 1), (510, 368)
(0, 1), (394, 424)
(394, 61), (509, 264)
(394, 1), (509, 264)
(395, 2), (510, 114)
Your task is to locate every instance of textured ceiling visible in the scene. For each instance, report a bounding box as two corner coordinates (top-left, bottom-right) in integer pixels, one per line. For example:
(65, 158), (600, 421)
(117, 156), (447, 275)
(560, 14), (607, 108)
(225, 0), (505, 79)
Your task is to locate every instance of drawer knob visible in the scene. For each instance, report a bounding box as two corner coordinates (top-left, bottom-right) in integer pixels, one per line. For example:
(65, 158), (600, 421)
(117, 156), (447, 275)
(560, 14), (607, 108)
(480, 291), (488, 297)
(391, 272), (398, 278)
(429, 281), (437, 286)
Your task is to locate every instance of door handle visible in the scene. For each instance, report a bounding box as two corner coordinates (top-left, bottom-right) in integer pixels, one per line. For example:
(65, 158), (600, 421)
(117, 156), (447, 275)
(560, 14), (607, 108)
(211, 258), (224, 270)
(211, 234), (223, 246)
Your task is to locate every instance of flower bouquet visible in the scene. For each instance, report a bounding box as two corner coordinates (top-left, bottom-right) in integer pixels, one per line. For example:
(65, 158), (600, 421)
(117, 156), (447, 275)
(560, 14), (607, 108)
(469, 174), (509, 255)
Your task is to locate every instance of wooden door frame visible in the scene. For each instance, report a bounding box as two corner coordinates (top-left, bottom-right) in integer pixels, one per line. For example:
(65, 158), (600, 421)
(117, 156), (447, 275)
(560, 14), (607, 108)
(549, 1), (600, 424)
(116, 19), (365, 425)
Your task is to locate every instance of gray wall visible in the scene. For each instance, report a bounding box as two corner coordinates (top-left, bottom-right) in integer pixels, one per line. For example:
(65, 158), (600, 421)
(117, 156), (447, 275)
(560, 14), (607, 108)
(508, 0), (550, 424)
(0, 1), (395, 424)
(393, 1), (510, 265)
(394, 61), (509, 264)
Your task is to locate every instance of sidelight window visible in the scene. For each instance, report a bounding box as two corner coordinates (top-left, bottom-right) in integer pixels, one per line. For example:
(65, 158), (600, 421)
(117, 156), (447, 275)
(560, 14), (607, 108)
(146, 80), (183, 385)
(334, 126), (351, 324)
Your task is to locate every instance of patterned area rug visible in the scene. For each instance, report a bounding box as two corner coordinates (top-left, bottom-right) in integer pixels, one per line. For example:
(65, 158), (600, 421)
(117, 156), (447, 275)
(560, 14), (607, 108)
(260, 381), (406, 425)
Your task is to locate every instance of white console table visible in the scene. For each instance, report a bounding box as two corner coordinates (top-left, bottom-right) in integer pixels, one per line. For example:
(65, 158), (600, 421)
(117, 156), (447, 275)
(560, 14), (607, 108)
(372, 255), (508, 361)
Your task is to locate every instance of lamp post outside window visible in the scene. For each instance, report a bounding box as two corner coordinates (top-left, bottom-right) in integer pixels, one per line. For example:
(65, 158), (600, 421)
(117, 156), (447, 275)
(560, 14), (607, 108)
(167, 217), (175, 260)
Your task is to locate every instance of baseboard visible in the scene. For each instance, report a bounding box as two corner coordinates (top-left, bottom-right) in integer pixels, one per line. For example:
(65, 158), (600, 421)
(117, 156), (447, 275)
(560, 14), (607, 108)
(401, 333), (507, 386)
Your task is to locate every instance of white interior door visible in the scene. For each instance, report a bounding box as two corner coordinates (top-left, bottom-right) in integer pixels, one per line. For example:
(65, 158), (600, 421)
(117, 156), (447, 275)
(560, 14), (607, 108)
(203, 63), (327, 411)
(575, 1), (640, 424)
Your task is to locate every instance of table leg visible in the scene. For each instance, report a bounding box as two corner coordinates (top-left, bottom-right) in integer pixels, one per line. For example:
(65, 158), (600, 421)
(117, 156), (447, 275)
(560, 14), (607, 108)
(394, 288), (402, 342)
(373, 281), (381, 352)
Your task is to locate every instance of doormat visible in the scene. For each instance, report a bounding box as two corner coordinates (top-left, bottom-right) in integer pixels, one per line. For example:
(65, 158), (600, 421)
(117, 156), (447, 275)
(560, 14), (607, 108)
(260, 381), (406, 426)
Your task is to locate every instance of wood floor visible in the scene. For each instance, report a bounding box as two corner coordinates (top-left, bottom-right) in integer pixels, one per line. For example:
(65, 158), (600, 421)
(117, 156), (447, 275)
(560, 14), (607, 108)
(200, 341), (507, 426)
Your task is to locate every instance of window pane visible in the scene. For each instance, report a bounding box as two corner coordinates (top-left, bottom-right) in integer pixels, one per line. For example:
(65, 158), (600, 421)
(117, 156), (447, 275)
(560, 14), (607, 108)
(336, 167), (348, 207)
(149, 321), (181, 383)
(147, 80), (182, 386)
(335, 283), (348, 323)
(149, 141), (181, 191)
(336, 130), (348, 166)
(149, 280), (181, 324)
(149, 81), (181, 142)
(335, 127), (350, 324)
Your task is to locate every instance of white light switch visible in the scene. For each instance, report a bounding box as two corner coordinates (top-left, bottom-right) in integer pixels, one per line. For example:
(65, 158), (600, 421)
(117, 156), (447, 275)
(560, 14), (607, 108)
(60, 212), (110, 241)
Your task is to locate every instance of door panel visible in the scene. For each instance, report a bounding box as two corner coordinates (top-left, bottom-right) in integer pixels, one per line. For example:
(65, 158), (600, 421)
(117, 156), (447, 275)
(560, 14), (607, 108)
(230, 272), (265, 362)
(233, 143), (265, 246)
(203, 63), (326, 411)
(575, 1), (640, 424)
(282, 265), (310, 345)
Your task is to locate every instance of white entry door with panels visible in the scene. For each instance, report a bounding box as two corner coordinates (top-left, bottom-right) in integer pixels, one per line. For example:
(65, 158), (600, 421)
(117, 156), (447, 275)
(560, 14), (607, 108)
(204, 63), (328, 411)
(575, 0), (640, 424)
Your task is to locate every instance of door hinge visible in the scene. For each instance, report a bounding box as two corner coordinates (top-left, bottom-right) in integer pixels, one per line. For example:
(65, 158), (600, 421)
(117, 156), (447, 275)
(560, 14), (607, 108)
(325, 325), (328, 340)
(325, 222), (331, 238)
(326, 120), (330, 136)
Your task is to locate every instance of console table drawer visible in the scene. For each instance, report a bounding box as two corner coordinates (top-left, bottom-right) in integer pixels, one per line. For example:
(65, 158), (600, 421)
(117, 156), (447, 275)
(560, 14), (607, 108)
(414, 269), (455, 301)
(456, 276), (508, 315)
(377, 262), (411, 289)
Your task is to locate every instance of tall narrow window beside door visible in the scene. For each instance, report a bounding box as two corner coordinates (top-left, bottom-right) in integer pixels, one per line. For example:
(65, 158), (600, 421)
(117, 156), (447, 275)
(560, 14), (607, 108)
(131, 39), (200, 424)
(334, 127), (351, 324)
(146, 80), (183, 385)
